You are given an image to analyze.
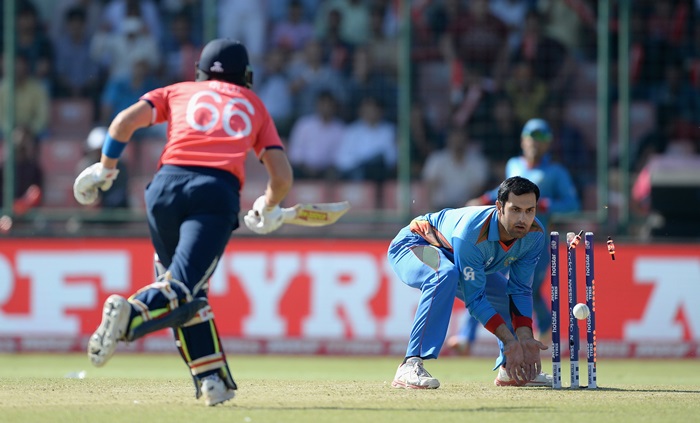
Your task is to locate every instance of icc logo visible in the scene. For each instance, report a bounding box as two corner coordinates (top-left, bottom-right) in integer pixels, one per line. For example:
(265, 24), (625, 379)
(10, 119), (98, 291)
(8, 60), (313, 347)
(463, 266), (475, 281)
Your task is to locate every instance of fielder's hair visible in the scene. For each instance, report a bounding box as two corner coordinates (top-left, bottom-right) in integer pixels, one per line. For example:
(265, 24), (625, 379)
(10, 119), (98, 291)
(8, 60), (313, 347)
(496, 176), (540, 204)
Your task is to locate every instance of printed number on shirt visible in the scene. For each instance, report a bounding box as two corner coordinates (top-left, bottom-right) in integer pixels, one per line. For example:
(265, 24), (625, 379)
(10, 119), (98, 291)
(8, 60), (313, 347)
(186, 90), (255, 138)
(462, 266), (475, 281)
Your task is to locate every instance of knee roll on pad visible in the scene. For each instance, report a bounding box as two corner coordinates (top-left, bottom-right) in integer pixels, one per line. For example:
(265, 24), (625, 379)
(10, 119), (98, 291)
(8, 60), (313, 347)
(126, 273), (207, 341)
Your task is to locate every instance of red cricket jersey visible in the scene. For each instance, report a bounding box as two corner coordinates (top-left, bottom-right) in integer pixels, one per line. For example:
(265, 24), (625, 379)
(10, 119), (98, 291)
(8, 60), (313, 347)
(141, 80), (283, 188)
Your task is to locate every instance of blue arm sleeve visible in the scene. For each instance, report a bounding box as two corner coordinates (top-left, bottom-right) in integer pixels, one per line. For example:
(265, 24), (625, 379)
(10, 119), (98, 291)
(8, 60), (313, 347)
(454, 238), (499, 326)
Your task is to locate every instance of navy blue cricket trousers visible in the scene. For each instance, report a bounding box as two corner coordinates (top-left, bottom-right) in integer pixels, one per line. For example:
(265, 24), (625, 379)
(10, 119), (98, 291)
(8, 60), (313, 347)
(144, 165), (240, 293)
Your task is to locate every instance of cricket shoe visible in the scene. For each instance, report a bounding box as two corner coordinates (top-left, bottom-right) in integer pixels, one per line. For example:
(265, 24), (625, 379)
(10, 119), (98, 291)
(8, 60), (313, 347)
(494, 365), (553, 387)
(201, 374), (236, 406)
(392, 357), (440, 389)
(87, 294), (131, 367)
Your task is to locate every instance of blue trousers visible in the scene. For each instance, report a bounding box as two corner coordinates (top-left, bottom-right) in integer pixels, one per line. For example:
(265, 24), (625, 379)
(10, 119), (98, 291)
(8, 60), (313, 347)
(388, 227), (512, 368)
(130, 165), (240, 385)
(144, 165), (240, 288)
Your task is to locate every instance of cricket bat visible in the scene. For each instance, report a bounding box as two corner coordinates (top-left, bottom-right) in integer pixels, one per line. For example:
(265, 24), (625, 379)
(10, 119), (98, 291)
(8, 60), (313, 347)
(281, 201), (351, 227)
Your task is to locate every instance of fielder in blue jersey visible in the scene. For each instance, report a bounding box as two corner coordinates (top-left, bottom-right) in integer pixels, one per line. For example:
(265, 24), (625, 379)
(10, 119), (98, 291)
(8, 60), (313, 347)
(449, 118), (580, 354)
(389, 176), (551, 389)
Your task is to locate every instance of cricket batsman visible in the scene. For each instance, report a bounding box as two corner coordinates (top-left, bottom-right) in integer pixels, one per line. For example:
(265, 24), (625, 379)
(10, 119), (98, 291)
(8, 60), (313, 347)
(388, 176), (552, 388)
(73, 39), (293, 406)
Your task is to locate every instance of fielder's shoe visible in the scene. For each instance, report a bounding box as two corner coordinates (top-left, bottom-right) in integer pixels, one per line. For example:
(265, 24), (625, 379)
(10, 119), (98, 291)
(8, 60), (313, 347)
(87, 294), (131, 367)
(494, 365), (553, 387)
(201, 374), (236, 406)
(392, 357), (440, 389)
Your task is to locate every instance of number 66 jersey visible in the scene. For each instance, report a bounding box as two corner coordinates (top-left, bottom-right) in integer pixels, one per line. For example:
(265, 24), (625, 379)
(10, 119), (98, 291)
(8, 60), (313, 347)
(140, 79), (284, 189)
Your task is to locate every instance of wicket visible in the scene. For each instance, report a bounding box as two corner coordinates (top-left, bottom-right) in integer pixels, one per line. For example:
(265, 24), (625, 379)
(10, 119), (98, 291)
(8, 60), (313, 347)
(550, 231), (597, 389)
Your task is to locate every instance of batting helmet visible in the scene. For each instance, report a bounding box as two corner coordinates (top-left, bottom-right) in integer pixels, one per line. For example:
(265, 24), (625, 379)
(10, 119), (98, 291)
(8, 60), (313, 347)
(196, 39), (253, 88)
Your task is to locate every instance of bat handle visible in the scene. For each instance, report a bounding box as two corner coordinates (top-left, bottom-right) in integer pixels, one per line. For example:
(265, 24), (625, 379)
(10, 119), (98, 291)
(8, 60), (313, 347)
(281, 207), (297, 222)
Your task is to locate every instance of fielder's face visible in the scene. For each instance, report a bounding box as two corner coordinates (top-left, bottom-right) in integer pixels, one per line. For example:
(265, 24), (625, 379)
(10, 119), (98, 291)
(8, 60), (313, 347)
(496, 192), (537, 240)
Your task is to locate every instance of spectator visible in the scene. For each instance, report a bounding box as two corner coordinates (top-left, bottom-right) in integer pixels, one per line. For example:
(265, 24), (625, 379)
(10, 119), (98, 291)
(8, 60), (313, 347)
(0, 54), (50, 138)
(537, 0), (595, 59)
(489, 0), (530, 51)
(90, 16), (160, 83)
(440, 0), (509, 81)
(503, 10), (575, 102)
(0, 127), (43, 215)
(504, 61), (549, 126)
(75, 126), (130, 209)
(271, 0), (315, 53)
(99, 57), (161, 139)
(367, 4), (398, 77)
(315, 0), (370, 46)
(101, 0), (162, 41)
(345, 47), (397, 122)
(409, 102), (440, 180)
(217, 0), (266, 66)
(334, 96), (396, 184)
(267, 0), (320, 24)
(319, 8), (354, 75)
(287, 91), (345, 179)
(50, 0), (103, 40)
(652, 59), (700, 126)
(52, 6), (100, 99)
(440, 0), (507, 127)
(256, 48), (294, 137)
(422, 126), (490, 210)
(410, 0), (462, 63)
(16, 2), (54, 83)
(628, 8), (682, 102)
(543, 101), (594, 205)
(160, 0), (203, 47)
(372, 0), (399, 38)
(161, 11), (201, 84)
(287, 39), (348, 118)
(478, 95), (522, 178)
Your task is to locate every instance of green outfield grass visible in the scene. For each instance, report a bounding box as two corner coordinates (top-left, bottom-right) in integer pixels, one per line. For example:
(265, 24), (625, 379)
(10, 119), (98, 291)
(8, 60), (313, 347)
(1, 354), (699, 423)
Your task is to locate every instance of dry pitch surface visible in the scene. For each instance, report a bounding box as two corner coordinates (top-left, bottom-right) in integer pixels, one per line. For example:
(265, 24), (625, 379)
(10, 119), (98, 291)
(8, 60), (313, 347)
(1, 354), (699, 423)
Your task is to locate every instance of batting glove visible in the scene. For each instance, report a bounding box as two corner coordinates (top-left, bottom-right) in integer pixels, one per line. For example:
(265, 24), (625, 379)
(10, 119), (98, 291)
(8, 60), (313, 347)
(73, 163), (120, 205)
(243, 195), (283, 234)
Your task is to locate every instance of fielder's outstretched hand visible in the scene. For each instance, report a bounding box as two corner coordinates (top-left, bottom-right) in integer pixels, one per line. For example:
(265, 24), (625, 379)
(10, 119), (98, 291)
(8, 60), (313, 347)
(520, 337), (548, 380)
(73, 163), (120, 205)
(502, 339), (529, 384)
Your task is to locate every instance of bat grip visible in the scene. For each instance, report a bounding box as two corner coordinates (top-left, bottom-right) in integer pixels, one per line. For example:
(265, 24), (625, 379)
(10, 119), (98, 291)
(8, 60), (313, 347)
(281, 207), (296, 222)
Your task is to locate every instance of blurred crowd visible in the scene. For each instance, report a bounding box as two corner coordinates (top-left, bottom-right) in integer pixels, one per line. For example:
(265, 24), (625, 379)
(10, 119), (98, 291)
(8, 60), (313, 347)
(1, 0), (699, 227)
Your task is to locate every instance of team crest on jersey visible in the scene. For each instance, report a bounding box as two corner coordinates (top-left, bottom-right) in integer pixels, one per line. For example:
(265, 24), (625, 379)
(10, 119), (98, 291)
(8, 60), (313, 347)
(210, 61), (224, 73)
(462, 266), (475, 281)
(504, 256), (517, 267)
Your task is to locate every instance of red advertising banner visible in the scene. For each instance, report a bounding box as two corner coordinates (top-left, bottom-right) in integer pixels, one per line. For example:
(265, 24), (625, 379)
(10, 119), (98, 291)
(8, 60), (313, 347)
(0, 238), (698, 357)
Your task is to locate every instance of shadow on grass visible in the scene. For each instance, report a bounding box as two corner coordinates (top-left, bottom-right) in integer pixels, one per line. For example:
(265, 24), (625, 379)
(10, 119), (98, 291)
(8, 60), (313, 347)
(554, 386), (700, 394)
(234, 406), (554, 413)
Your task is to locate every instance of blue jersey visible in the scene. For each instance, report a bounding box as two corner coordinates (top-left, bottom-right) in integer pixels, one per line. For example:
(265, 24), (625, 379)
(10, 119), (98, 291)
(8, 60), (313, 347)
(484, 155), (579, 228)
(414, 205), (545, 329)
